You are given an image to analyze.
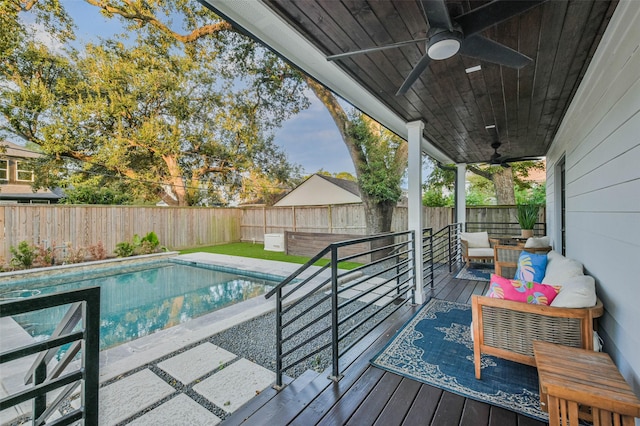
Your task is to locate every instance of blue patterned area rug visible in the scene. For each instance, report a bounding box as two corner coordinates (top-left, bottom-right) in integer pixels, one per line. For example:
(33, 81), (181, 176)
(370, 299), (546, 422)
(454, 263), (493, 281)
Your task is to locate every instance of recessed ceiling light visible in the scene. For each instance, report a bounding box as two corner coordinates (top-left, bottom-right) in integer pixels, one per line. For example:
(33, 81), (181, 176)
(465, 65), (482, 74)
(485, 124), (496, 129)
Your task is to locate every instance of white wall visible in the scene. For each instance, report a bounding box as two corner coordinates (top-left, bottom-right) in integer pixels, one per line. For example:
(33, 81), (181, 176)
(546, 1), (640, 396)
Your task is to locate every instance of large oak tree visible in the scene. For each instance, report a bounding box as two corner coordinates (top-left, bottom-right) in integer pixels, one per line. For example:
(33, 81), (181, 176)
(1, 0), (308, 205)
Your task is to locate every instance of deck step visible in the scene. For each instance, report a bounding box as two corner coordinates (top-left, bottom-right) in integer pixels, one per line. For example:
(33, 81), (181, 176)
(222, 369), (320, 425)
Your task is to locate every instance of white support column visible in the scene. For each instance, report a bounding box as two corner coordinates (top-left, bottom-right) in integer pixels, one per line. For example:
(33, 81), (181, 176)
(456, 163), (467, 227)
(407, 121), (425, 304)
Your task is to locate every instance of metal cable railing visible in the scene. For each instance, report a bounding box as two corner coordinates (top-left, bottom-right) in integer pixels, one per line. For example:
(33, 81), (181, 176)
(429, 223), (462, 275)
(265, 230), (416, 388)
(0, 287), (100, 426)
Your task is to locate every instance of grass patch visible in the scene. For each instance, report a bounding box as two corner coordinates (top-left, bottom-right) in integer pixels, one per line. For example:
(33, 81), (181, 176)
(179, 242), (361, 270)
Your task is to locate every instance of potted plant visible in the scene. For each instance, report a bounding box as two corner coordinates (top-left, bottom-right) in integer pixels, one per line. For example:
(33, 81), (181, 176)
(516, 204), (539, 238)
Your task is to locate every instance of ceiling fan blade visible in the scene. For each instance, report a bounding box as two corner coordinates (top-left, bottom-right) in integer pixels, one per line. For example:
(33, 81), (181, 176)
(396, 52), (432, 96)
(502, 156), (545, 163)
(455, 0), (549, 37)
(326, 38), (427, 61)
(420, 0), (453, 30)
(459, 35), (532, 69)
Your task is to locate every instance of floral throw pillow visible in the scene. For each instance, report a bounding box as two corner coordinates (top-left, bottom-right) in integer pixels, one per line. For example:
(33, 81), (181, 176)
(487, 274), (559, 305)
(514, 251), (548, 282)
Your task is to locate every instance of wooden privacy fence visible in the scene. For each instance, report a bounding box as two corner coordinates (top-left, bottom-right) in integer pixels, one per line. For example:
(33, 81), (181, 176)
(0, 204), (544, 265)
(240, 205), (454, 242)
(0, 205), (241, 263)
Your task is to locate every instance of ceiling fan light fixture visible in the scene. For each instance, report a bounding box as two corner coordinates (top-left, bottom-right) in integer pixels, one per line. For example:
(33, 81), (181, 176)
(428, 38), (460, 60)
(427, 29), (462, 60)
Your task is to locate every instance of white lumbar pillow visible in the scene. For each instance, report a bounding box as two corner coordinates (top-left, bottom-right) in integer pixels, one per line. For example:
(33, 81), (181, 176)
(524, 236), (551, 248)
(550, 274), (597, 308)
(542, 250), (584, 284)
(461, 231), (489, 248)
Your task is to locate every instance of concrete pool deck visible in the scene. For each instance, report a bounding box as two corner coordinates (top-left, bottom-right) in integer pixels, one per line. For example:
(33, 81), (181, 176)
(1, 252), (368, 425)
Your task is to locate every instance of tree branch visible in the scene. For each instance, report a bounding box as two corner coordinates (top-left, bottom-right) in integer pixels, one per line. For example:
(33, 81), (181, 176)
(467, 164), (493, 180)
(85, 0), (236, 43)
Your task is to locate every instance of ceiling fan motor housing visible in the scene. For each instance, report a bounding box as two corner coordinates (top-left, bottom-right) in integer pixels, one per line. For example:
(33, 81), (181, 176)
(427, 25), (463, 60)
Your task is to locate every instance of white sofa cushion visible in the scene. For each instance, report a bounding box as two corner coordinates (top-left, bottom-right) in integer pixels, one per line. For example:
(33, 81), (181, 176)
(461, 231), (490, 248)
(468, 247), (494, 257)
(550, 275), (597, 308)
(542, 250), (584, 285)
(524, 236), (551, 248)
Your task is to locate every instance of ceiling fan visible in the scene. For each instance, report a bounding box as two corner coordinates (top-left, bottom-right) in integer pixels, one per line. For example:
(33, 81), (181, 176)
(487, 140), (542, 167)
(326, 0), (548, 95)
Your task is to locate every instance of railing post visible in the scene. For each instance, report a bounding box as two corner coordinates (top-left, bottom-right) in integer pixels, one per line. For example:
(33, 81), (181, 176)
(84, 289), (100, 425)
(32, 361), (46, 420)
(410, 231), (416, 304)
(429, 230), (434, 290)
(448, 225), (453, 272)
(273, 286), (285, 390)
(328, 245), (343, 382)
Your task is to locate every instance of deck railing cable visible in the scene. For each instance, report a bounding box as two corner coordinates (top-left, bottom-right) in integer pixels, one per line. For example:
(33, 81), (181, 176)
(428, 223), (462, 276)
(265, 230), (416, 389)
(0, 287), (100, 426)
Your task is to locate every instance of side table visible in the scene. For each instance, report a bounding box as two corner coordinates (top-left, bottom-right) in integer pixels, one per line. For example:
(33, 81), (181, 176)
(533, 341), (640, 426)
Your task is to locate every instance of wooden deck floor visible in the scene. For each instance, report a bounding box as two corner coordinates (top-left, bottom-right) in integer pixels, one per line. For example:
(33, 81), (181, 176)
(222, 263), (548, 426)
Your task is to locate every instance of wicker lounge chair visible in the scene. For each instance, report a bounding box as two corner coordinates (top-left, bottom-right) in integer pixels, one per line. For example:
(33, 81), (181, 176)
(471, 246), (603, 379)
(460, 232), (497, 267)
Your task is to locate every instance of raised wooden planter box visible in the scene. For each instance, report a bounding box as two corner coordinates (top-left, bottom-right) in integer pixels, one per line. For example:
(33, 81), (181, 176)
(284, 231), (371, 263)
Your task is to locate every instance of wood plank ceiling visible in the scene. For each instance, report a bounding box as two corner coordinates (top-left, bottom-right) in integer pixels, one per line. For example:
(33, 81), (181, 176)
(263, 0), (617, 164)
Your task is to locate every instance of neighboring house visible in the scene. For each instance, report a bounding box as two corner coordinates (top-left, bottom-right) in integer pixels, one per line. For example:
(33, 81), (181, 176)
(274, 174), (361, 207)
(0, 141), (62, 204)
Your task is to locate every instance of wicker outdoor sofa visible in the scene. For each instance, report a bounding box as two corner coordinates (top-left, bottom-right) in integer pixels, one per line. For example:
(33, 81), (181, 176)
(471, 246), (604, 379)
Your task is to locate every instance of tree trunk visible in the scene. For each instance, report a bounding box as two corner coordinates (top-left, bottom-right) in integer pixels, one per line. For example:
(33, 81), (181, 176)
(492, 167), (516, 205)
(361, 195), (396, 260)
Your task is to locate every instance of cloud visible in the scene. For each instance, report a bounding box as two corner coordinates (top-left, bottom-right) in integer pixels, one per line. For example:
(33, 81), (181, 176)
(275, 97), (355, 174)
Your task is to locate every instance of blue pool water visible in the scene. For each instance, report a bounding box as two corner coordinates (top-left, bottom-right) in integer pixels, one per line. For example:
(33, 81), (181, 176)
(0, 260), (280, 350)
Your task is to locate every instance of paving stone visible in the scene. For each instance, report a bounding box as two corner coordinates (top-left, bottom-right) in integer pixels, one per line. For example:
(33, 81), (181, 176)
(99, 369), (175, 426)
(128, 394), (221, 426)
(193, 358), (275, 413)
(157, 342), (236, 384)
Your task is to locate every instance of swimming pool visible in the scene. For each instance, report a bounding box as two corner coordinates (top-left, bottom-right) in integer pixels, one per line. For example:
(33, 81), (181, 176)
(1, 259), (280, 350)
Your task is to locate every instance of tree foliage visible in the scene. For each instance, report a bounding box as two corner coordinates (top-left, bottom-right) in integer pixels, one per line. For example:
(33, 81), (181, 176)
(423, 157), (545, 206)
(0, 0), (308, 205)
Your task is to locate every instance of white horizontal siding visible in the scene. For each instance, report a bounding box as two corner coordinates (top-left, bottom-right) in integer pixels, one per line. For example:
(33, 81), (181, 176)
(546, 1), (640, 397)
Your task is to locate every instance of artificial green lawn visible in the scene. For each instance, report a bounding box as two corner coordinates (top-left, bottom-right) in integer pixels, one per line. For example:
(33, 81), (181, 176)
(179, 242), (361, 270)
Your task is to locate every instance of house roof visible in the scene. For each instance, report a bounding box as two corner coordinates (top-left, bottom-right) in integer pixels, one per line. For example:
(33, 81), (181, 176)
(202, 0), (617, 165)
(1, 141), (41, 159)
(315, 174), (360, 197)
(274, 173), (362, 206)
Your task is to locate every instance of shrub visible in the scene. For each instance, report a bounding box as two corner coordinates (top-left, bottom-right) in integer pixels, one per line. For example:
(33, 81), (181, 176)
(115, 232), (165, 257)
(87, 241), (107, 260)
(114, 241), (136, 257)
(34, 243), (54, 267)
(64, 243), (86, 264)
(10, 241), (37, 269)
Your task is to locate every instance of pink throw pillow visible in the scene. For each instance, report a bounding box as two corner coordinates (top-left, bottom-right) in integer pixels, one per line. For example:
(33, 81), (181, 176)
(487, 274), (559, 305)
